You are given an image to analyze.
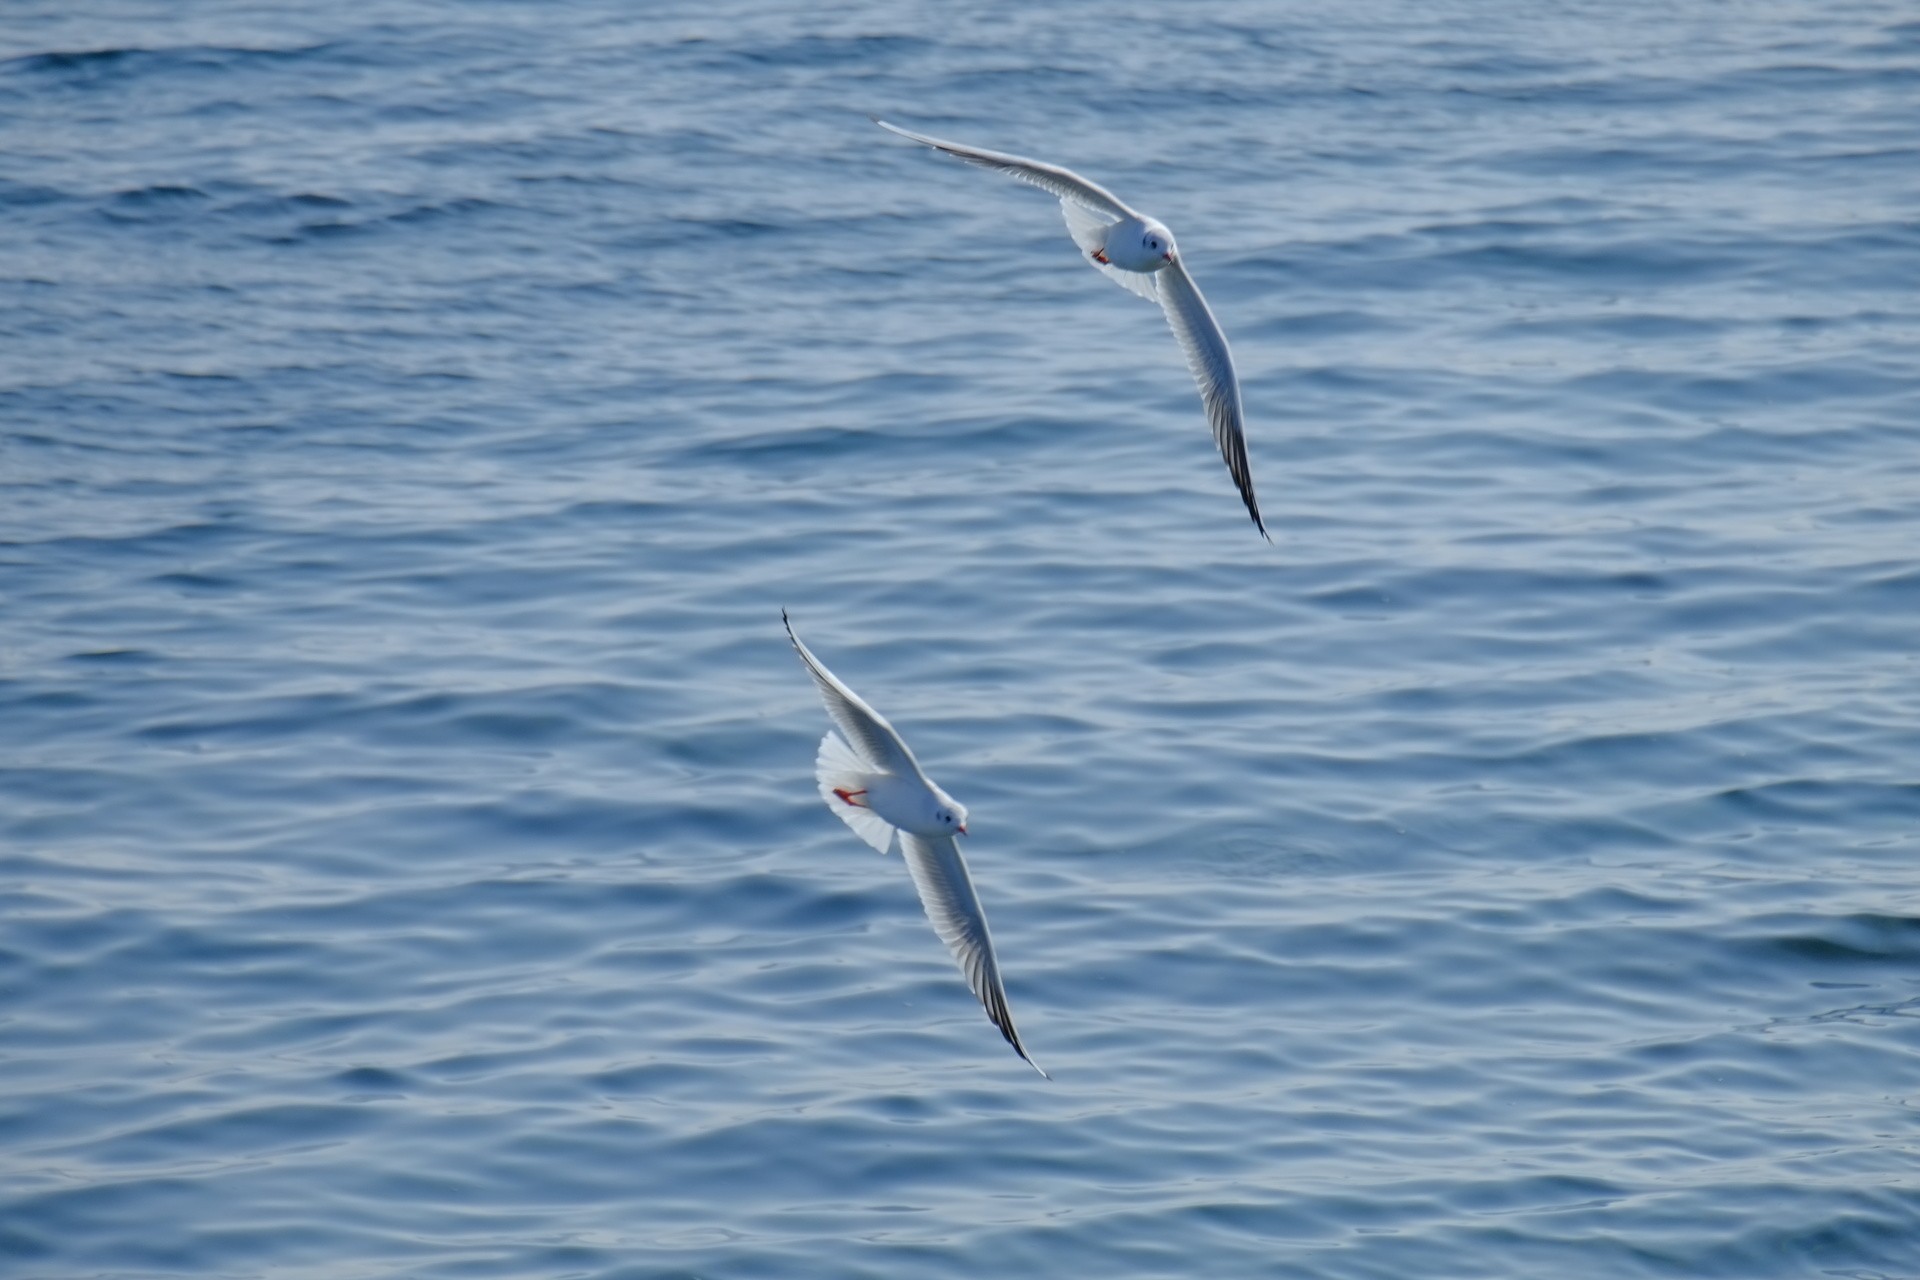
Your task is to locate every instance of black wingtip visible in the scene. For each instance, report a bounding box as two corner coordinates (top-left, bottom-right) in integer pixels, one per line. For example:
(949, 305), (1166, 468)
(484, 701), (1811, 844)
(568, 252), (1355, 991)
(1005, 1030), (1049, 1079)
(1246, 502), (1270, 541)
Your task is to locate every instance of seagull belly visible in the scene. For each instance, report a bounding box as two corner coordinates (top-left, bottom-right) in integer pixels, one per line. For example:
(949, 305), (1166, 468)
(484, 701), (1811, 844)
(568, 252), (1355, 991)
(863, 772), (942, 834)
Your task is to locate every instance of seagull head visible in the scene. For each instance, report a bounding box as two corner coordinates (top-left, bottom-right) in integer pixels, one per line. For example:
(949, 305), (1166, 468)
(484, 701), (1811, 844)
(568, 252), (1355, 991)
(928, 792), (970, 837)
(1106, 219), (1176, 272)
(1138, 221), (1176, 268)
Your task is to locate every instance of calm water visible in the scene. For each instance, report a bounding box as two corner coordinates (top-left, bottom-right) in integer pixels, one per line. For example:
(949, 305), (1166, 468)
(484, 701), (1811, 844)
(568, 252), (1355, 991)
(4, 1), (1920, 1276)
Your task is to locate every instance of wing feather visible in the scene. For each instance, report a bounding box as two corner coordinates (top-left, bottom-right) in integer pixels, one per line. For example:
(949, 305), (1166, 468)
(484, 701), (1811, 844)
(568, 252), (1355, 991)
(784, 612), (922, 779)
(1156, 258), (1267, 538)
(899, 832), (1046, 1077)
(875, 119), (1138, 220)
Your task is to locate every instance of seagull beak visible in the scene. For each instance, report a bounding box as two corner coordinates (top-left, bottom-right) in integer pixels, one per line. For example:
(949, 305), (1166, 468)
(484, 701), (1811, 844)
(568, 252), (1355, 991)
(957, 825), (968, 836)
(1162, 252), (1174, 263)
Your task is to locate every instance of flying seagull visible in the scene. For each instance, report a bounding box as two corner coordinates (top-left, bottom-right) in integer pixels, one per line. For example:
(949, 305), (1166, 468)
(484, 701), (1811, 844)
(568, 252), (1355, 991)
(876, 117), (1267, 540)
(784, 611), (1046, 1077)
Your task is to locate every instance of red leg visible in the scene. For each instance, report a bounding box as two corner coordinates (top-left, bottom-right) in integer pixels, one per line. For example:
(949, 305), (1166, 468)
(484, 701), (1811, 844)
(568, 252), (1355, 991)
(833, 788), (870, 808)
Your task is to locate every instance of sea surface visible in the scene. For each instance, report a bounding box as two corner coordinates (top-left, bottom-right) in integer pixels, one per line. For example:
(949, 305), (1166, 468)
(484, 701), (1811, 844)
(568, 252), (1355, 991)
(4, 1), (1920, 1276)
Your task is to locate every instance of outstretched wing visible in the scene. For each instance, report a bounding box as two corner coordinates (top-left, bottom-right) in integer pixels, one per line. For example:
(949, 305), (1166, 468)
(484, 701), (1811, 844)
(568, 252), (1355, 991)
(900, 831), (1047, 1077)
(875, 118), (1139, 221)
(784, 612), (923, 779)
(1156, 257), (1267, 539)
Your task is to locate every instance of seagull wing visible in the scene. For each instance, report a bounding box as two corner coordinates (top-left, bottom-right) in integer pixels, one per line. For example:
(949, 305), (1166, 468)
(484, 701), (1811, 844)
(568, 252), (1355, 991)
(875, 118), (1139, 221)
(900, 831), (1046, 1077)
(784, 612), (922, 779)
(1157, 256), (1267, 539)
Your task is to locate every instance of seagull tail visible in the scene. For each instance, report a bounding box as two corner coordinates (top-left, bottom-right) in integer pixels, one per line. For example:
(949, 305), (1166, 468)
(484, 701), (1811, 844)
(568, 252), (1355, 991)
(815, 731), (895, 855)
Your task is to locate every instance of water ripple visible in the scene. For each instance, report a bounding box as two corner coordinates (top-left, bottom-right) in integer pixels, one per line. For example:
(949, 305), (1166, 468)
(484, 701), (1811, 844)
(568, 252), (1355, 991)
(2, 0), (1918, 1276)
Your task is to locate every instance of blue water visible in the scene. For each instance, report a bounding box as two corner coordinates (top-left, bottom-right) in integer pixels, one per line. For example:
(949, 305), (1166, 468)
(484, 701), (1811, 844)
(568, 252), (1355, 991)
(4, 1), (1920, 1275)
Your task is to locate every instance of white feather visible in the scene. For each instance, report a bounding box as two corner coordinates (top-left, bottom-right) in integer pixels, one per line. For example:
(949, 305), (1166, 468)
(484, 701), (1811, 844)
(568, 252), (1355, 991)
(901, 832), (1047, 1077)
(873, 119), (1136, 220)
(876, 118), (1265, 537)
(1157, 258), (1263, 537)
(814, 731), (895, 854)
(785, 614), (924, 779)
(785, 614), (1047, 1075)
(1061, 201), (1160, 302)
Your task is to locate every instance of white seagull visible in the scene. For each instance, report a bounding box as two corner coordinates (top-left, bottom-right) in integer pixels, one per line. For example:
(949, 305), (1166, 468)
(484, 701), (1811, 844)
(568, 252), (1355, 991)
(876, 117), (1267, 540)
(783, 611), (1046, 1078)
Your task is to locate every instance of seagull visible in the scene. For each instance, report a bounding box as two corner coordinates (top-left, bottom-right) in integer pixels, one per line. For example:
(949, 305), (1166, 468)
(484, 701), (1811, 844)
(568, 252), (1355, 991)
(875, 117), (1267, 540)
(783, 611), (1046, 1078)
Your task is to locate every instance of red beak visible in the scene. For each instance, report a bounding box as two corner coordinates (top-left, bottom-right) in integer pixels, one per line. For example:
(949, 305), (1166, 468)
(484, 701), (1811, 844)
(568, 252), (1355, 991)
(957, 825), (968, 836)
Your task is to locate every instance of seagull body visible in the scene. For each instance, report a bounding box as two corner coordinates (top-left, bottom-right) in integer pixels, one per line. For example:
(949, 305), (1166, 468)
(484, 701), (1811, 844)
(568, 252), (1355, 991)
(875, 118), (1267, 540)
(783, 612), (1046, 1078)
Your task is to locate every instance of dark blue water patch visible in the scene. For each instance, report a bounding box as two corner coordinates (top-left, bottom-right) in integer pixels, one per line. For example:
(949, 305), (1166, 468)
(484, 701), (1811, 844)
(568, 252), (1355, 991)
(220, 192), (358, 223)
(1636, 776), (1920, 852)
(413, 130), (662, 177)
(1747, 221), (1920, 290)
(2, 903), (159, 965)
(0, 1218), (54, 1262)
(1488, 309), (1733, 343)
(0, 177), (70, 208)
(1431, 67), (1717, 110)
(363, 195), (515, 231)
(663, 214), (796, 245)
(1849, 566), (1920, 609)
(147, 569), (242, 594)
(708, 32), (937, 69)
(2, 42), (340, 79)
(1413, 215), (1588, 246)
(2, 46), (139, 74)
(891, 62), (1111, 101)
(99, 184), (213, 218)
(97, 1099), (389, 1167)
(1708, 780), (1920, 837)
(1247, 307), (1409, 341)
(12, 517), (251, 562)
(1561, 362), (1911, 416)
(1415, 47), (1591, 80)
(1429, 236), (1751, 288)
(1719, 57), (1920, 95)
(236, 194), (524, 246)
